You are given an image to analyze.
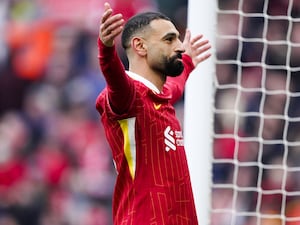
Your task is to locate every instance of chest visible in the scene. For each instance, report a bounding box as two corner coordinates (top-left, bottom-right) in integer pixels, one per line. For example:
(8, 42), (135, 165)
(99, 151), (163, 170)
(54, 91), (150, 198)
(132, 92), (183, 150)
(135, 92), (181, 128)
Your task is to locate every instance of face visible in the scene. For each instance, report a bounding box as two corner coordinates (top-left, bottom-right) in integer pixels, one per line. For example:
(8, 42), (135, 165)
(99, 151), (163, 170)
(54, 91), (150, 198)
(143, 19), (185, 77)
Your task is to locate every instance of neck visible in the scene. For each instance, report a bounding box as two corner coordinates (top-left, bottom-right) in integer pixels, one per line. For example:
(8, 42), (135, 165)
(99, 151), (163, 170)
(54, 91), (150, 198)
(129, 65), (166, 92)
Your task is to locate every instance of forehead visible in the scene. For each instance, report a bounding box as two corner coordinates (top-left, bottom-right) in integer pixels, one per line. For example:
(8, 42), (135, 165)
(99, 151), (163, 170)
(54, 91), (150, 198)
(147, 19), (179, 38)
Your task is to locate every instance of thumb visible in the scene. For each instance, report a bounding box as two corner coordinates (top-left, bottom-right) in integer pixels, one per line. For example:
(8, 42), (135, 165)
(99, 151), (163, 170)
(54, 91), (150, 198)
(104, 2), (111, 11)
(183, 29), (191, 46)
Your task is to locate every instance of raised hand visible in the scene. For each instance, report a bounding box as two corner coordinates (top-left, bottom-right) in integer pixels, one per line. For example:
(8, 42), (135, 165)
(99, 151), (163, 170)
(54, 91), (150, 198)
(99, 2), (124, 47)
(182, 29), (212, 67)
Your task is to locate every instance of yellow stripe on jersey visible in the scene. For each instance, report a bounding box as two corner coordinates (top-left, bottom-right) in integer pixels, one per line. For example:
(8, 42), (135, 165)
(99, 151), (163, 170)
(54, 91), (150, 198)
(118, 117), (137, 179)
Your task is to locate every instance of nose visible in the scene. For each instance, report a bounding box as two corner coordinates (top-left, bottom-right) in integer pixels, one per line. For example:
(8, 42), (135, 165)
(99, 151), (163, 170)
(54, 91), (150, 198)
(175, 39), (185, 54)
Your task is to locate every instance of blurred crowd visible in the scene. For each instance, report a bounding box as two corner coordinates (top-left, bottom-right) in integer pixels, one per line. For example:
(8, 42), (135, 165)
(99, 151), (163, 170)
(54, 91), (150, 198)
(1, 0), (300, 225)
(0, 0), (187, 224)
(212, 0), (300, 225)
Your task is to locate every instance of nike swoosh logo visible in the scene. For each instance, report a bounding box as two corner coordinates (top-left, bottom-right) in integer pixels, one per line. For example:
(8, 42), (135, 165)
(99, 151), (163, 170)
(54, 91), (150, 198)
(153, 103), (162, 110)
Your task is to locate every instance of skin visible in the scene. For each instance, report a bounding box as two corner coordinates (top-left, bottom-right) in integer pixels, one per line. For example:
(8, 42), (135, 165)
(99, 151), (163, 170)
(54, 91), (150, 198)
(99, 2), (212, 92)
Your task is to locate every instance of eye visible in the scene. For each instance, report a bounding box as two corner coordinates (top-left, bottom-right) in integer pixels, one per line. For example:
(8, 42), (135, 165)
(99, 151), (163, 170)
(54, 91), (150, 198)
(165, 37), (174, 43)
(163, 33), (178, 43)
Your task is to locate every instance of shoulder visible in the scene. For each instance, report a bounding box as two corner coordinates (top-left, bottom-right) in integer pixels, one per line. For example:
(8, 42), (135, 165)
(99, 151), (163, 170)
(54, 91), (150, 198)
(95, 81), (148, 118)
(95, 89), (108, 115)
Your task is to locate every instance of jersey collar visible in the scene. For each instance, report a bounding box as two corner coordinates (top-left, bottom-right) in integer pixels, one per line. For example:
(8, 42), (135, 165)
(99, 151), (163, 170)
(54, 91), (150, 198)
(126, 71), (160, 94)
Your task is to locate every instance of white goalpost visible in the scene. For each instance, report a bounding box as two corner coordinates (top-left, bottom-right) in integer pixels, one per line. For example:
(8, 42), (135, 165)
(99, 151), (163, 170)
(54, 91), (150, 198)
(185, 0), (300, 225)
(185, 0), (216, 225)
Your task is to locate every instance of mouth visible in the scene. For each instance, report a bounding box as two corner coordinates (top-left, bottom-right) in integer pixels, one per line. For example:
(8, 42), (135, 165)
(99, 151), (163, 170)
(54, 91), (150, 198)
(173, 53), (183, 63)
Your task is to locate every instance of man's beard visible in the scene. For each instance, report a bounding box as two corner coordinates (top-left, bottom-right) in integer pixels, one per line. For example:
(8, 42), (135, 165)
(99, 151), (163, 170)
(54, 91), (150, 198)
(163, 53), (184, 77)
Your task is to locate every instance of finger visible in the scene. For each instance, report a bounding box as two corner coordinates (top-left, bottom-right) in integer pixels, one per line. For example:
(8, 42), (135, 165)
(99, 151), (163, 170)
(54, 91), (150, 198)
(194, 52), (212, 64)
(196, 43), (212, 55)
(193, 39), (210, 49)
(193, 43), (211, 58)
(101, 3), (113, 24)
(102, 13), (123, 29)
(100, 14), (124, 47)
(190, 34), (203, 45)
(101, 14), (124, 35)
(183, 29), (191, 45)
(103, 21), (124, 37)
(101, 9), (113, 25)
(108, 18), (124, 34)
(104, 2), (111, 11)
(194, 47), (212, 64)
(105, 26), (123, 40)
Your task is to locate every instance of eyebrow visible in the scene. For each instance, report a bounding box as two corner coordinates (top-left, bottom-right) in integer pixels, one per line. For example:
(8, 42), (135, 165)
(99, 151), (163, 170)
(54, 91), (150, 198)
(162, 32), (180, 40)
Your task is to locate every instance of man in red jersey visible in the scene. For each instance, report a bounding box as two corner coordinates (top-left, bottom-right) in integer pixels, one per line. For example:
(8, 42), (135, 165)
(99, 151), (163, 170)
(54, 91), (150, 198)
(96, 2), (211, 224)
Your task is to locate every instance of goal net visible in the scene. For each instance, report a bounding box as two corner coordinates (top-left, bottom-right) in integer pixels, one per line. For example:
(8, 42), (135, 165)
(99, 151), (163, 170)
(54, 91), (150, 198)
(211, 0), (300, 225)
(185, 0), (300, 225)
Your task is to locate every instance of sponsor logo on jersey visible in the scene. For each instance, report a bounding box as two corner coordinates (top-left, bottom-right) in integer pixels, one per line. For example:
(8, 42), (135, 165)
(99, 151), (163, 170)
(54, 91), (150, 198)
(164, 126), (184, 152)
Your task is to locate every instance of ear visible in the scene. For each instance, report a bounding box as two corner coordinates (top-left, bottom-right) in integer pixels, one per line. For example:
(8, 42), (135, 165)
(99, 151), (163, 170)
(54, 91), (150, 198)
(131, 37), (147, 56)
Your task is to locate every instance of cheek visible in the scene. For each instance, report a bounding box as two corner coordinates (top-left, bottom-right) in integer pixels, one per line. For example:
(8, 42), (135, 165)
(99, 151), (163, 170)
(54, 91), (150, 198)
(148, 44), (172, 60)
(148, 42), (168, 56)
(148, 45), (161, 56)
(147, 48), (163, 65)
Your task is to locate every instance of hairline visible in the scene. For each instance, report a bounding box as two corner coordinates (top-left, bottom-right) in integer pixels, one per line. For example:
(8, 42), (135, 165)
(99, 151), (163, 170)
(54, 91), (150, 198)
(121, 12), (171, 50)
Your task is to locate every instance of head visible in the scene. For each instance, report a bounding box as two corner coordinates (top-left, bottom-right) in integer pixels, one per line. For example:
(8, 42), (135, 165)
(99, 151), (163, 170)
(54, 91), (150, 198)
(121, 12), (185, 77)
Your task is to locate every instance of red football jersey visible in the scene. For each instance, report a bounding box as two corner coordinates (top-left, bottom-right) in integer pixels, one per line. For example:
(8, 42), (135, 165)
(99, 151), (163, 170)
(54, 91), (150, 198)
(96, 39), (198, 225)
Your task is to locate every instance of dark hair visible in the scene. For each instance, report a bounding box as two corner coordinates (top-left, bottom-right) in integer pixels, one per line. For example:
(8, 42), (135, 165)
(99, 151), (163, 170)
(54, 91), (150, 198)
(121, 12), (171, 49)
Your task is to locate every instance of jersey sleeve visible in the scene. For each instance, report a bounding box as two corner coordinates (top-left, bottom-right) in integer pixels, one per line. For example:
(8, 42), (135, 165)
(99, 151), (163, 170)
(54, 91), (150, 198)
(165, 54), (195, 105)
(96, 38), (135, 115)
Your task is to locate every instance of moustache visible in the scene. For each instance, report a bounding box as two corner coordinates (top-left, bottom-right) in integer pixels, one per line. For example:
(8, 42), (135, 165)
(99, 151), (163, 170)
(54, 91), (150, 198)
(176, 52), (182, 59)
(170, 53), (182, 61)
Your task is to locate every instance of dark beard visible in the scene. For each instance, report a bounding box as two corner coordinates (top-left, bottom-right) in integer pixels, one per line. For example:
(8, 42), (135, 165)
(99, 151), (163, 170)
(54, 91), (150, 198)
(164, 53), (184, 77)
